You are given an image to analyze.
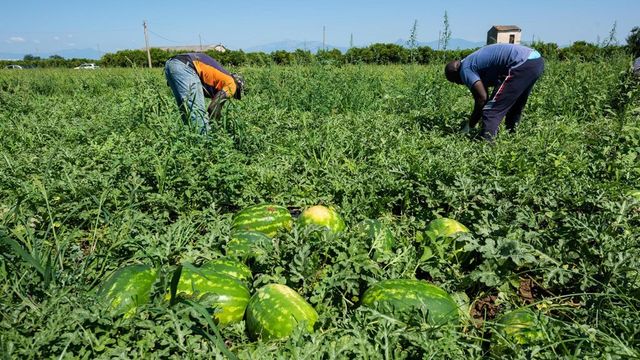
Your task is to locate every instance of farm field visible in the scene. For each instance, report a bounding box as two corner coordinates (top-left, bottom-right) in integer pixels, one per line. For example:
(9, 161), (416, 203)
(1, 57), (639, 359)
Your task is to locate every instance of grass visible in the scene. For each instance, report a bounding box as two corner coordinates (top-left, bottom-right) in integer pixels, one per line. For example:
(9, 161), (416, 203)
(1, 57), (639, 359)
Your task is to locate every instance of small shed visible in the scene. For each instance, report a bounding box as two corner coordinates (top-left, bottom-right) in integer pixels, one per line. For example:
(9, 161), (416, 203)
(212, 44), (227, 53)
(487, 25), (522, 45)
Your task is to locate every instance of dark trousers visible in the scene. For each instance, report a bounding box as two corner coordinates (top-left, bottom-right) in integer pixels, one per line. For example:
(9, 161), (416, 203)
(481, 57), (545, 140)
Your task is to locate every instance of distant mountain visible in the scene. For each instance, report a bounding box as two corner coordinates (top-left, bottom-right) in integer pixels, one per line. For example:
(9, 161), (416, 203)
(395, 38), (485, 50)
(0, 53), (22, 61)
(241, 37), (484, 54)
(243, 40), (348, 53)
(55, 48), (104, 60)
(0, 48), (103, 61)
(0, 38), (485, 61)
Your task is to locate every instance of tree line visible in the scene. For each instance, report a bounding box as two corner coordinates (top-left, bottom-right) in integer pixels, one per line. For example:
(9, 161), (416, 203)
(2, 34), (638, 69)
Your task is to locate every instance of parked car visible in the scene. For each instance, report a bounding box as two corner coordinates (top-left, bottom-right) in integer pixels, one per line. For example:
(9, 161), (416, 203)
(74, 63), (99, 70)
(4, 64), (23, 69)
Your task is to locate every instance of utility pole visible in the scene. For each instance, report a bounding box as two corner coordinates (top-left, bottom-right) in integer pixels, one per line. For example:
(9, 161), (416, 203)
(199, 34), (203, 51)
(323, 26), (326, 51)
(143, 20), (152, 68)
(350, 33), (354, 48)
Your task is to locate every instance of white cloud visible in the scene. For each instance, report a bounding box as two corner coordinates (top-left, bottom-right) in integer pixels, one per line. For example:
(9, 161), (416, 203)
(33, 39), (41, 44)
(67, 43), (76, 47)
(7, 36), (26, 43)
(67, 34), (73, 38)
(53, 36), (60, 40)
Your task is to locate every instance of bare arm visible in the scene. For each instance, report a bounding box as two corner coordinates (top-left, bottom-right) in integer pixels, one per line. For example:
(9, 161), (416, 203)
(468, 80), (488, 128)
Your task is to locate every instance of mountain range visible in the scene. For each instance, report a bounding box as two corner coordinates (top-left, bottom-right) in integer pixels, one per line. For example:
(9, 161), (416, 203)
(394, 38), (485, 50)
(0, 48), (105, 61)
(242, 38), (484, 53)
(0, 38), (486, 60)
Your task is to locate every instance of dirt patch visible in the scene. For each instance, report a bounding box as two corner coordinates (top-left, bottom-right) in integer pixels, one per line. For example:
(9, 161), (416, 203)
(519, 278), (535, 304)
(470, 295), (500, 324)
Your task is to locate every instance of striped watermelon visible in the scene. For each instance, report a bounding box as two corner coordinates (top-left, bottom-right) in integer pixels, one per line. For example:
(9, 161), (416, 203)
(493, 308), (546, 351)
(97, 264), (158, 318)
(422, 218), (471, 263)
(361, 279), (459, 326)
(226, 231), (273, 260)
(356, 219), (395, 260)
(200, 258), (252, 285)
(171, 263), (250, 327)
(245, 284), (318, 340)
(298, 205), (346, 234)
(232, 204), (293, 238)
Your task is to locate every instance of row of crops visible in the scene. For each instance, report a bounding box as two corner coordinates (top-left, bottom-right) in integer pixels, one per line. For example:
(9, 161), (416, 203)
(1, 57), (639, 359)
(100, 204), (543, 355)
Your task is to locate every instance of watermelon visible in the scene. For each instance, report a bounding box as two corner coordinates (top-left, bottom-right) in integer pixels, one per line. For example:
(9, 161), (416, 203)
(361, 279), (459, 326)
(226, 230), (273, 260)
(245, 284), (318, 340)
(232, 204), (293, 238)
(200, 258), (252, 285)
(356, 219), (395, 260)
(493, 308), (546, 351)
(171, 263), (250, 326)
(426, 218), (470, 238)
(422, 217), (471, 263)
(298, 205), (346, 234)
(97, 264), (158, 318)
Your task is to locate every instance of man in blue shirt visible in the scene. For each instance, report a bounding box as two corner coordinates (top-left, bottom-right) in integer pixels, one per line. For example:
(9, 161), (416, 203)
(445, 44), (545, 140)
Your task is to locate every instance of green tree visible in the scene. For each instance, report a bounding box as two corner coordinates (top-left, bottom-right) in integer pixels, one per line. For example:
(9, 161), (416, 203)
(317, 49), (344, 65)
(627, 26), (640, 57)
(291, 49), (314, 65)
(272, 50), (293, 65)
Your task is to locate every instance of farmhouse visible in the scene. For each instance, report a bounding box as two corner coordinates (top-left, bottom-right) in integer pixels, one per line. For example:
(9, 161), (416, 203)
(153, 44), (227, 52)
(486, 25), (522, 45)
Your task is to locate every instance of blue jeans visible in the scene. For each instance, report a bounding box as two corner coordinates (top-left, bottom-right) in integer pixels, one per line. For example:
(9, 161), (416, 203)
(164, 58), (209, 133)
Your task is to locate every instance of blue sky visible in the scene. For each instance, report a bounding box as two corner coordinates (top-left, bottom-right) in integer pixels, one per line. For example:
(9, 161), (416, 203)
(1, 0), (638, 55)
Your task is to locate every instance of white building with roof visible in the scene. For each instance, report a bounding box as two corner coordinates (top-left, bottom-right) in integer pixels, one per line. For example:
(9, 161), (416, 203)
(487, 26), (522, 45)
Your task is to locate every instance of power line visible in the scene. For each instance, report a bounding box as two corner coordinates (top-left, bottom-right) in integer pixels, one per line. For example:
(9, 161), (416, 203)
(147, 29), (183, 44)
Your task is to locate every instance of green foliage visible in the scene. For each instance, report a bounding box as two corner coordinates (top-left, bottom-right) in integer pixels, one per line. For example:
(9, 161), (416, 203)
(0, 55), (639, 358)
(627, 26), (640, 57)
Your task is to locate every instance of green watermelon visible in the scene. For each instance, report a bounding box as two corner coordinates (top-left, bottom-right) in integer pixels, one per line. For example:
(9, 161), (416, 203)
(298, 205), (346, 234)
(356, 219), (395, 260)
(226, 231), (273, 260)
(422, 218), (471, 263)
(232, 204), (293, 238)
(171, 263), (250, 327)
(493, 308), (546, 351)
(361, 279), (459, 326)
(97, 264), (158, 318)
(200, 258), (252, 285)
(245, 284), (318, 340)
(426, 218), (470, 238)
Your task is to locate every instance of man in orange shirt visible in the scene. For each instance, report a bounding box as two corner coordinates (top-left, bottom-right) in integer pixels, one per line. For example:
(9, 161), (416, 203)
(165, 53), (244, 133)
